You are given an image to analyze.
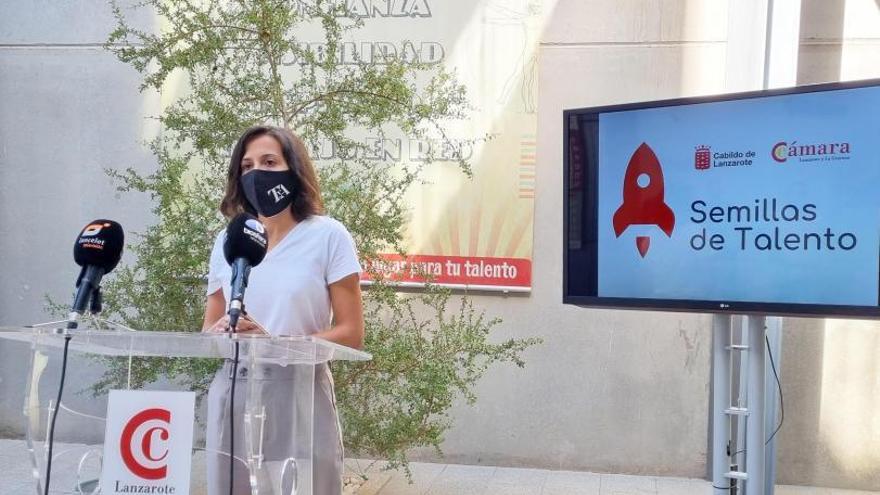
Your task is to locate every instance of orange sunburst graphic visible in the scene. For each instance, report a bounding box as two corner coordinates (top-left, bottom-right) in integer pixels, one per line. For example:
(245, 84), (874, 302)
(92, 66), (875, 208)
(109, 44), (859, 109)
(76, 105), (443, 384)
(362, 133), (535, 290)
(431, 205), (532, 258)
(518, 134), (536, 198)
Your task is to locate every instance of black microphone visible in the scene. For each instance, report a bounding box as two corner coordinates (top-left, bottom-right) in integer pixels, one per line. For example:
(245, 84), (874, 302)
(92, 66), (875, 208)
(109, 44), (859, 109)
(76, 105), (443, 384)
(69, 220), (124, 329)
(223, 213), (268, 331)
(45, 220), (124, 495)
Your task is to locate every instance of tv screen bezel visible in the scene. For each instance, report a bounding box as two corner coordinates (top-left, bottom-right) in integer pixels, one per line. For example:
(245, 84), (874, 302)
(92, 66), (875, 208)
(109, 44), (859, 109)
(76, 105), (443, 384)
(562, 78), (880, 319)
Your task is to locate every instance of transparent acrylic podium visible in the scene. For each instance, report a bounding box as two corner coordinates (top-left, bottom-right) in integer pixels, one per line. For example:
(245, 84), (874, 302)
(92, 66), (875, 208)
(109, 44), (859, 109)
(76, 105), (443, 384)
(0, 322), (371, 495)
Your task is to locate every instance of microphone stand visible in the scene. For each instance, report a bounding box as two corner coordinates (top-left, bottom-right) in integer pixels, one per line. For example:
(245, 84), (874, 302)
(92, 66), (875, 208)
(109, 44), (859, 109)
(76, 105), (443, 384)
(227, 302), (243, 495)
(46, 280), (104, 495)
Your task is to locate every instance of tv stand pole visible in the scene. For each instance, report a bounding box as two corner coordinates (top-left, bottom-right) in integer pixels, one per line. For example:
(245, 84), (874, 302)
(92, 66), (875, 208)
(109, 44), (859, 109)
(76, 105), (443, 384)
(712, 314), (782, 495)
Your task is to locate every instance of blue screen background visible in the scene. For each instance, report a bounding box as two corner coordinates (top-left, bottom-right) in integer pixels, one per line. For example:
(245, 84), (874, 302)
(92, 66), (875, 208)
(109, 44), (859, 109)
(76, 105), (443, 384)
(597, 86), (880, 306)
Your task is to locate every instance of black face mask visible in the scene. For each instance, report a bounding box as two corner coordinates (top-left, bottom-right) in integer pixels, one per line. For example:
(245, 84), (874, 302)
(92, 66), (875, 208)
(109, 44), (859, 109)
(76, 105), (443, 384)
(240, 169), (298, 217)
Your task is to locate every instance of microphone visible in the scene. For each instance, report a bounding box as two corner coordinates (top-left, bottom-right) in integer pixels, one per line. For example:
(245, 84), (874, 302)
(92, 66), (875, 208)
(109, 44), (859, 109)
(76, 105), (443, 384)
(221, 214), (267, 495)
(69, 220), (124, 329)
(223, 213), (268, 331)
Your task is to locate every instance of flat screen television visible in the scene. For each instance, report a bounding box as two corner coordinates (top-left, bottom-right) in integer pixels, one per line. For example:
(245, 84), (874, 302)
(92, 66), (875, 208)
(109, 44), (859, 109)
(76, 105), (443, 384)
(563, 79), (880, 318)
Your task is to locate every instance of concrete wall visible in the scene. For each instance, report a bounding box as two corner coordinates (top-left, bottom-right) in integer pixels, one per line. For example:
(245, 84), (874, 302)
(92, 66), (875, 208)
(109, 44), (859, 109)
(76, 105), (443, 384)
(419, 0), (880, 490)
(0, 0), (158, 438)
(414, 0), (727, 479)
(774, 2), (880, 489)
(1, 0), (879, 490)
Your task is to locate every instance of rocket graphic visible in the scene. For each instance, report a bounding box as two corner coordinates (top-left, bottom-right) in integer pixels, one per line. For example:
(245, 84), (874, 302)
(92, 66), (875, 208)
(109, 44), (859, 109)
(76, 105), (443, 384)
(612, 142), (675, 257)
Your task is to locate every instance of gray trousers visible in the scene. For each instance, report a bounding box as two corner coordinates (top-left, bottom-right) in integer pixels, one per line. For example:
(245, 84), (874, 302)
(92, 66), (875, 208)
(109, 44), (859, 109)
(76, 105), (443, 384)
(206, 361), (343, 495)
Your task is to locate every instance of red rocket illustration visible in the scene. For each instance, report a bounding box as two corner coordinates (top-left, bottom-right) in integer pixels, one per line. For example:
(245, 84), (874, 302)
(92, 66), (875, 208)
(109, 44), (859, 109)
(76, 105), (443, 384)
(613, 142), (675, 257)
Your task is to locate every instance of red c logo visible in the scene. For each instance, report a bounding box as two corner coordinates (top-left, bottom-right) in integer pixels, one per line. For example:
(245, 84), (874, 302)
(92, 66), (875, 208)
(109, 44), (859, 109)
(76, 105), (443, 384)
(771, 141), (788, 162)
(120, 408), (171, 480)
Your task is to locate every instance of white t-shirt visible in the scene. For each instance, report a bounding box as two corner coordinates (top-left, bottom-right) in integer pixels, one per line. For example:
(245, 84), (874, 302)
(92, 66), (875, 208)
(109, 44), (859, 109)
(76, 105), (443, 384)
(206, 215), (361, 336)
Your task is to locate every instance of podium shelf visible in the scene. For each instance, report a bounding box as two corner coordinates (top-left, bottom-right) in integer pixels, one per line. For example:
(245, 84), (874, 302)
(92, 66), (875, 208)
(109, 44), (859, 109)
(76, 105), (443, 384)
(0, 326), (371, 364)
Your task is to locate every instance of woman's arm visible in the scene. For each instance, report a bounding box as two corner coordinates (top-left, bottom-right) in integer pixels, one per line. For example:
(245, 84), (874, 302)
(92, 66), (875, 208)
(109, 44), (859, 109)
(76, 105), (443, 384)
(314, 273), (365, 349)
(202, 290), (227, 331)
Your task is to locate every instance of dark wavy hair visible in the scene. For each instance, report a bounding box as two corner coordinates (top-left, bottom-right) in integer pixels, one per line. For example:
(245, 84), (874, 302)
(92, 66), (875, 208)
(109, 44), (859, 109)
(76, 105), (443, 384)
(220, 126), (324, 220)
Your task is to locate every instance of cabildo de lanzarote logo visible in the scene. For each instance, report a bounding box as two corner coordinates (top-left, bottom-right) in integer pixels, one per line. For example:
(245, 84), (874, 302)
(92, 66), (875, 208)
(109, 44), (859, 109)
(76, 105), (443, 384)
(613, 142), (675, 258)
(694, 145), (711, 170)
(694, 145), (756, 171)
(771, 140), (851, 163)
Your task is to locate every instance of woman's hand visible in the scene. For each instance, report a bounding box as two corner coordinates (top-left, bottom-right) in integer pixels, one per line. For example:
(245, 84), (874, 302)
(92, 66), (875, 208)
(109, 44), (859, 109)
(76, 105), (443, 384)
(203, 313), (269, 335)
(202, 290), (268, 335)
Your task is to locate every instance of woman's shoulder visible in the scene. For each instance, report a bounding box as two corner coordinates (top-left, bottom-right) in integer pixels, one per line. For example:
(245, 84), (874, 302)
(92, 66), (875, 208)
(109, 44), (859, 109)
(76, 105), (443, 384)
(208, 228), (228, 269)
(306, 215), (352, 235)
(213, 228), (227, 243)
(210, 228), (228, 253)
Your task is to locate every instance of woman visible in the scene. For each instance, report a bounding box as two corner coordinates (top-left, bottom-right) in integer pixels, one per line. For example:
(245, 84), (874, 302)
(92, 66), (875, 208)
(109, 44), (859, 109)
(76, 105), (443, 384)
(202, 125), (364, 495)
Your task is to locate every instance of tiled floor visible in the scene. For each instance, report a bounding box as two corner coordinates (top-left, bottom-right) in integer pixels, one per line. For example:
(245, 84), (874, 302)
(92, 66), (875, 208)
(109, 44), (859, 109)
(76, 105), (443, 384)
(2, 440), (877, 495)
(350, 460), (879, 495)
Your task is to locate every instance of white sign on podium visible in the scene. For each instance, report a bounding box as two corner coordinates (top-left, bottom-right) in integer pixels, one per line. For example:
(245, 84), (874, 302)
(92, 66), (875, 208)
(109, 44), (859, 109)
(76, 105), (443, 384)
(100, 390), (196, 495)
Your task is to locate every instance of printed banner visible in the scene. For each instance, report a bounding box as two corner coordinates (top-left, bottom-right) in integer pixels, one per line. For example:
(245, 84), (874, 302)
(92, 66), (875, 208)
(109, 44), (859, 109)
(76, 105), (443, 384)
(305, 0), (548, 292)
(364, 253), (532, 290)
